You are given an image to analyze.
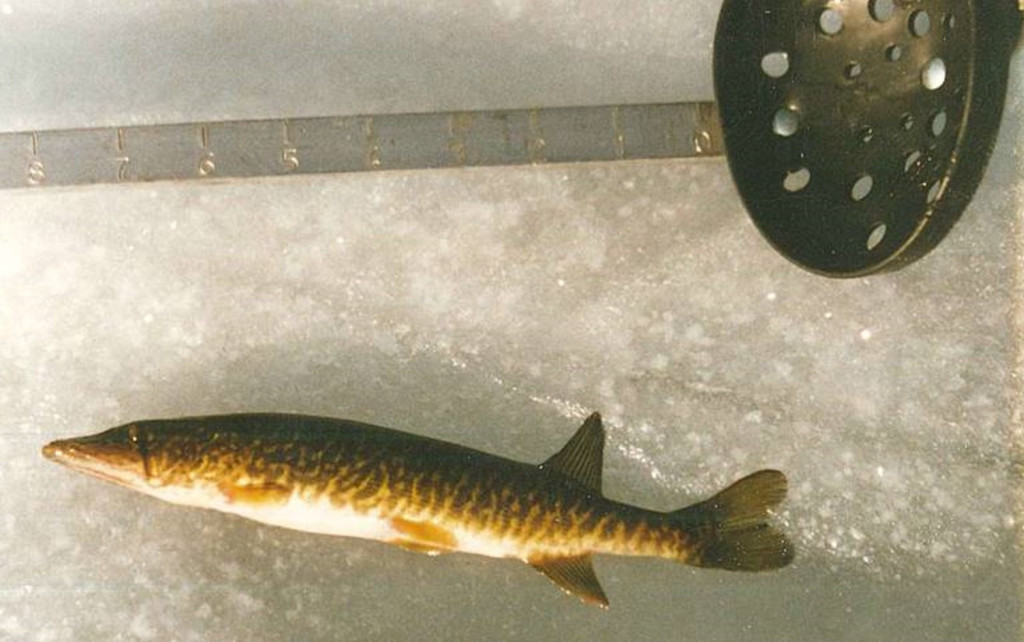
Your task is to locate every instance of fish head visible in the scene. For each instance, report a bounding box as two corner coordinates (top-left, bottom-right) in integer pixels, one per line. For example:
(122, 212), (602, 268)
(42, 421), (161, 491)
(40, 418), (219, 496)
(42, 417), (273, 507)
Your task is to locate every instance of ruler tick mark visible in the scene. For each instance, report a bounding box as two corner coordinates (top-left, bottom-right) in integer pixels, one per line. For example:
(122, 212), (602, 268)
(27, 132), (45, 185)
(198, 125), (215, 176)
(114, 128), (130, 181)
(282, 120), (299, 171)
(612, 106), (626, 159)
(447, 113), (471, 166)
(526, 110), (547, 164)
(364, 117), (381, 170)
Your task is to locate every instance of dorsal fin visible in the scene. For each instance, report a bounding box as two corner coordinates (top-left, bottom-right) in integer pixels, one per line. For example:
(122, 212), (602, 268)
(540, 412), (604, 493)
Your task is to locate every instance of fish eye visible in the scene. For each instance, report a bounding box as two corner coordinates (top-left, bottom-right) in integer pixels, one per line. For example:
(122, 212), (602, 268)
(127, 425), (153, 479)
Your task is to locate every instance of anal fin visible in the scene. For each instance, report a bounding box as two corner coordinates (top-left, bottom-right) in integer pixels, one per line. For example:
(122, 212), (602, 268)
(529, 554), (609, 609)
(389, 517), (457, 556)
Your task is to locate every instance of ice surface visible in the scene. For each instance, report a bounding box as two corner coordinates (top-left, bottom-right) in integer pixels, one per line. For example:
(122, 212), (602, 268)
(0, 0), (716, 131)
(2, 2), (1023, 641)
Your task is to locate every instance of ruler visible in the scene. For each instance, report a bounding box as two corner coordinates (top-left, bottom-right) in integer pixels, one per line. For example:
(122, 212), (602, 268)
(0, 102), (722, 190)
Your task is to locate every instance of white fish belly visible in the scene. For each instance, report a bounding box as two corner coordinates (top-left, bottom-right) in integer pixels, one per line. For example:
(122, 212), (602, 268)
(448, 528), (524, 559)
(145, 484), (522, 558)
(222, 494), (401, 542)
(143, 484), (399, 542)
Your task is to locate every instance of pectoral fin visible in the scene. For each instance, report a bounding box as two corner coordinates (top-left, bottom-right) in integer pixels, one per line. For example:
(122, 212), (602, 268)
(529, 554), (609, 608)
(217, 480), (291, 506)
(389, 517), (457, 556)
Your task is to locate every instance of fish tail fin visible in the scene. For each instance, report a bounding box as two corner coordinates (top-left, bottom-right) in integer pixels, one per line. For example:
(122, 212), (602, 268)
(669, 469), (794, 571)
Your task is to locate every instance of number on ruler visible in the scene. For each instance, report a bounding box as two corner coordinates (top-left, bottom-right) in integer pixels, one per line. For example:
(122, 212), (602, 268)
(27, 159), (45, 185)
(198, 126), (215, 176)
(115, 128), (130, 181)
(282, 147), (299, 172)
(198, 153), (216, 177)
(27, 132), (45, 185)
(281, 121), (298, 171)
(115, 157), (130, 181)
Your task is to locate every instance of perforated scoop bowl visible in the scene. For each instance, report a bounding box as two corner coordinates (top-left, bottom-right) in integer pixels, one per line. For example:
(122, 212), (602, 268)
(714, 0), (1022, 276)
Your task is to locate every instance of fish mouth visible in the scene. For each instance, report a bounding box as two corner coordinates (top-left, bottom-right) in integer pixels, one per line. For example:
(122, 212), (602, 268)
(42, 432), (147, 488)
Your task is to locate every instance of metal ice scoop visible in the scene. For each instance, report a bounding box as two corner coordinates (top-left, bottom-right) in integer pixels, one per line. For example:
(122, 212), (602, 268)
(714, 0), (1023, 275)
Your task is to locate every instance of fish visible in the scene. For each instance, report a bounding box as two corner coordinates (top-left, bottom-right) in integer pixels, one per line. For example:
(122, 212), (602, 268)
(41, 412), (792, 607)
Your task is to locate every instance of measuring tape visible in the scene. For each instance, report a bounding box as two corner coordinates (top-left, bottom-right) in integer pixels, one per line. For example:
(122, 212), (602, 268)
(0, 102), (722, 190)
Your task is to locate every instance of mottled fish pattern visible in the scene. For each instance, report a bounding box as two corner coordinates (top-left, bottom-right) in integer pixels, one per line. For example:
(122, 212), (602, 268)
(42, 412), (792, 607)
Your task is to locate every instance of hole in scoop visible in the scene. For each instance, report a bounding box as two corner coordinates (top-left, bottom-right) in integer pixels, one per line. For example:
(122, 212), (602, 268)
(901, 113), (915, 131)
(885, 45), (903, 62)
(867, 224), (887, 250)
(761, 52), (790, 78)
(784, 168), (811, 192)
(922, 58), (946, 90)
(930, 110), (947, 137)
(870, 0), (894, 22)
(910, 11), (931, 37)
(904, 150), (922, 172)
(819, 9), (843, 35)
(851, 175), (873, 201)
(926, 180), (942, 203)
(773, 109), (799, 137)
(844, 62), (863, 80)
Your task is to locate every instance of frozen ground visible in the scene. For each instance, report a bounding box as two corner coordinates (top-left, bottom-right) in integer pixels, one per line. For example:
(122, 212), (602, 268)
(1, 2), (1022, 641)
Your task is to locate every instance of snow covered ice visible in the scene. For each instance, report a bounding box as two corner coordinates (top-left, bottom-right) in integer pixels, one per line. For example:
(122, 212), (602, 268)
(2, 2), (1022, 640)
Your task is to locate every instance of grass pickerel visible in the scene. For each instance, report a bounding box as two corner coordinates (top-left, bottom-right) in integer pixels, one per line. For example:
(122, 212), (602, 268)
(42, 412), (792, 607)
